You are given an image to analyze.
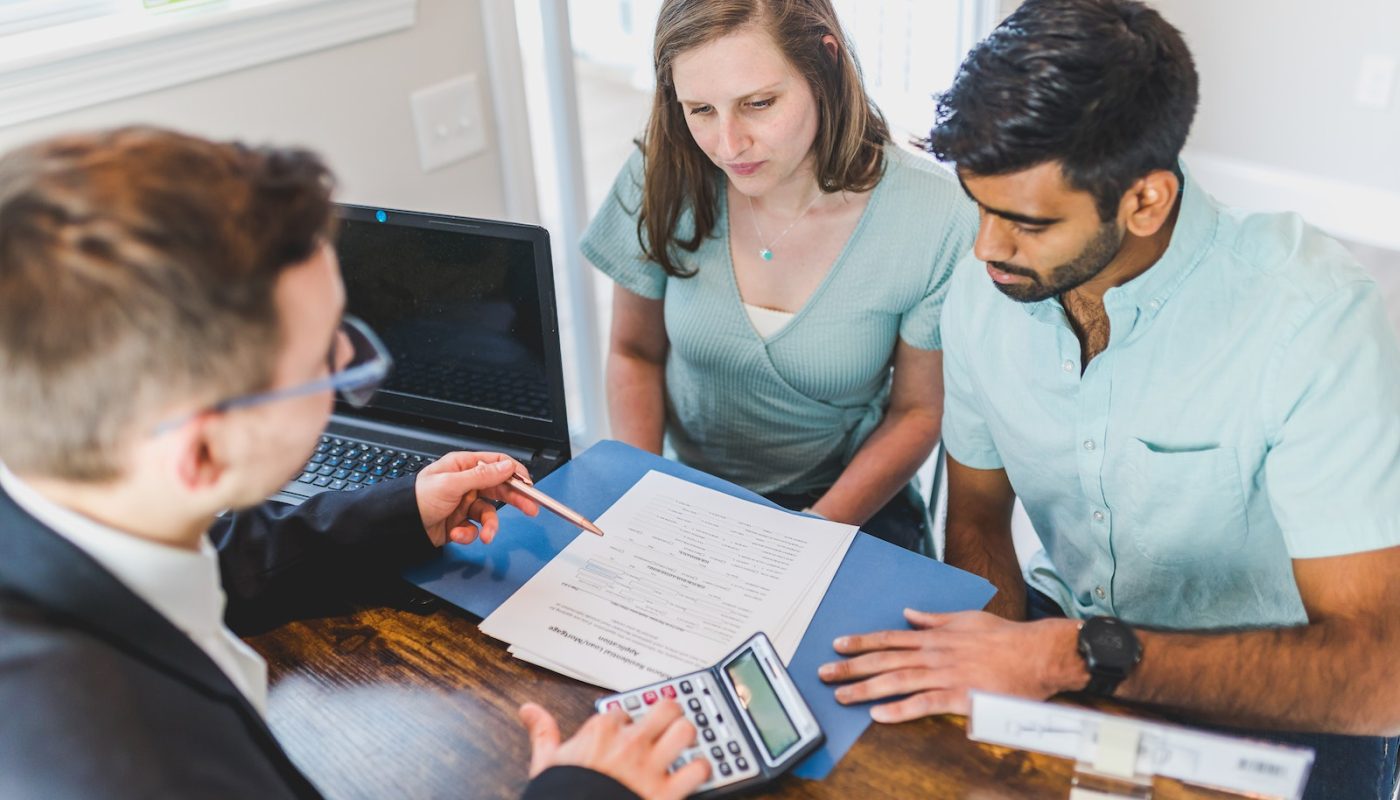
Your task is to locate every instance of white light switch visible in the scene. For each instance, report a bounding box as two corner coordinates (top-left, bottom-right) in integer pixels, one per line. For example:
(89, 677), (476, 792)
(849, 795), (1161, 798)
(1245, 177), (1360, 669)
(411, 74), (488, 172)
(1355, 54), (1397, 110)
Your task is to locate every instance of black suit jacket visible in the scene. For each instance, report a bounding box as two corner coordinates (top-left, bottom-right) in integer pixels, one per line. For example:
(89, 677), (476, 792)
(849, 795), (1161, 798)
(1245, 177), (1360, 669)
(0, 477), (635, 800)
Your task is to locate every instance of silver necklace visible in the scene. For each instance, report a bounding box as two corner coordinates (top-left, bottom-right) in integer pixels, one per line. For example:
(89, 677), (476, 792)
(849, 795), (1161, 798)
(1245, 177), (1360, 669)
(746, 189), (822, 262)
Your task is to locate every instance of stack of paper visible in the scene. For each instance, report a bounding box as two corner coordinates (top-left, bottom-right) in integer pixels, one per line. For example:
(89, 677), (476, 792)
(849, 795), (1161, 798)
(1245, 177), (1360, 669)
(480, 470), (857, 691)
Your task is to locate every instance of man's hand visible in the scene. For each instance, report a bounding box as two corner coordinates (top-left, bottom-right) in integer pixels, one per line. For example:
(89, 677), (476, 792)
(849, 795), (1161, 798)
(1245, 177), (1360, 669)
(415, 451), (539, 547)
(818, 609), (1086, 723)
(519, 701), (710, 800)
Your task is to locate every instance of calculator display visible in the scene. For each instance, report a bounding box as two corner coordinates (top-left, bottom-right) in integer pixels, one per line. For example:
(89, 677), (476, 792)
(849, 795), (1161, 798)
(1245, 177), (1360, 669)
(724, 649), (800, 759)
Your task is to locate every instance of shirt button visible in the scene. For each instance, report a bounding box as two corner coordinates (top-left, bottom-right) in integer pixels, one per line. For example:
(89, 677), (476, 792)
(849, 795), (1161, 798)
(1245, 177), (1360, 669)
(1095, 586), (1107, 600)
(1149, 298), (1162, 310)
(1092, 510), (1105, 523)
(1083, 439), (1096, 451)
(1062, 359), (1075, 373)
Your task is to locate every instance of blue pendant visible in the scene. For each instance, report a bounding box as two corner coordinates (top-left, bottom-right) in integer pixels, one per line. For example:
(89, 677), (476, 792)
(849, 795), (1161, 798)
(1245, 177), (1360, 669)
(760, 248), (773, 261)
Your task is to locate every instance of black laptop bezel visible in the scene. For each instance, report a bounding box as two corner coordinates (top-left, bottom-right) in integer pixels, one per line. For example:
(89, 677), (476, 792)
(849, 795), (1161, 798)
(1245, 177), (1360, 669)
(331, 203), (571, 455)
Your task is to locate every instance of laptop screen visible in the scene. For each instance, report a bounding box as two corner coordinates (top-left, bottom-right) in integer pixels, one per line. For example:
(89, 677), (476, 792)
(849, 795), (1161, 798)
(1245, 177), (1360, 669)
(333, 204), (569, 446)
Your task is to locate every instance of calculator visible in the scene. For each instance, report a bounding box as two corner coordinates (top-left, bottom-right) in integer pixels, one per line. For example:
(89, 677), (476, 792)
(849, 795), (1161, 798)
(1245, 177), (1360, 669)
(594, 632), (824, 798)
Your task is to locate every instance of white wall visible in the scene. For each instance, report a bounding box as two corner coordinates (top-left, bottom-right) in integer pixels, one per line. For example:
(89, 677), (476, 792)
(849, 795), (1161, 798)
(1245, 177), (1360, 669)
(1161, 0), (1400, 195)
(0, 0), (511, 219)
(986, 1), (1400, 251)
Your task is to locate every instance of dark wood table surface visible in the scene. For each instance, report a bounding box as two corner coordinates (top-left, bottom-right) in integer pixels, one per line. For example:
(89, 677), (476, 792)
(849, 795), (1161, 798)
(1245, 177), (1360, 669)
(244, 587), (1239, 800)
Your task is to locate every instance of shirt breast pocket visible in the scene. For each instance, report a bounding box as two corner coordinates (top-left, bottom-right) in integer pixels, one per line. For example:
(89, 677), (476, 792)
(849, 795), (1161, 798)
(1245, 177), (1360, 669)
(1116, 438), (1250, 565)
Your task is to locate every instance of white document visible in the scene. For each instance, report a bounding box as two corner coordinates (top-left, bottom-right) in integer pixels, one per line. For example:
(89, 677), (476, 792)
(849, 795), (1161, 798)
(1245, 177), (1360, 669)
(968, 692), (1314, 800)
(481, 470), (856, 690)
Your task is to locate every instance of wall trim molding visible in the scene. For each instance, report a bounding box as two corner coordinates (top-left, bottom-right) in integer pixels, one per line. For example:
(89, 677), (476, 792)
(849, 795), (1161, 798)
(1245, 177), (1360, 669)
(1185, 149), (1400, 253)
(0, 0), (416, 129)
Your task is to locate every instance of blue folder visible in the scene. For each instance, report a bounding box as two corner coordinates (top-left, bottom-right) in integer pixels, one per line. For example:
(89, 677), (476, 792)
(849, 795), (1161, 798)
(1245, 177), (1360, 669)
(405, 440), (995, 780)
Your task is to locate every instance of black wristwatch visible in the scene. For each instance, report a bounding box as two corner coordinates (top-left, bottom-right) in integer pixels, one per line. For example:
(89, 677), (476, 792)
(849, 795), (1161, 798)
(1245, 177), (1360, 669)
(1077, 616), (1142, 697)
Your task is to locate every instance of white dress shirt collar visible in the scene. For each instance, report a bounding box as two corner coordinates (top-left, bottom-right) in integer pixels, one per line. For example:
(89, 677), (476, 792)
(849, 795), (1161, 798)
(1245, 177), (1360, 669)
(0, 463), (268, 715)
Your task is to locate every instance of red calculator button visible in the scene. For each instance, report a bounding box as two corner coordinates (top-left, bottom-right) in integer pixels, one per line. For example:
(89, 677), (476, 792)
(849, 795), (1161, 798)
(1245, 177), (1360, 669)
(643, 690), (658, 705)
(606, 701), (622, 712)
(660, 685), (677, 699)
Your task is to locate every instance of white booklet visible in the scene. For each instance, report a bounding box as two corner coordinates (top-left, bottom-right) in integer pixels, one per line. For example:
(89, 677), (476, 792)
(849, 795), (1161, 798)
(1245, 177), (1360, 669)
(480, 470), (857, 691)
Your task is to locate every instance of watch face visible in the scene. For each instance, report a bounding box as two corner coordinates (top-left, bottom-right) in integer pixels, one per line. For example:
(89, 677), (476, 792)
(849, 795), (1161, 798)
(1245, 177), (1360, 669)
(1083, 617), (1141, 671)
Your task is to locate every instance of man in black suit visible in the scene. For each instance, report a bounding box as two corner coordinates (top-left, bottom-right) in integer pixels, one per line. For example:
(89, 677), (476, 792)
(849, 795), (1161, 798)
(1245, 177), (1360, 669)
(0, 127), (709, 800)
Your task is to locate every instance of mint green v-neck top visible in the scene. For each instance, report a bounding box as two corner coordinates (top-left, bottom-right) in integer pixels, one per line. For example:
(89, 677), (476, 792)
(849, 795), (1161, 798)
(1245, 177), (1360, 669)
(581, 146), (977, 494)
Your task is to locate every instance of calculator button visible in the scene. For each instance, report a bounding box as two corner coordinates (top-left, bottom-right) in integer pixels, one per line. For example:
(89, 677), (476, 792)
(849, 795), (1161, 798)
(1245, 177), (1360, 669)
(687, 698), (702, 712)
(660, 685), (677, 699)
(670, 756), (687, 772)
(702, 728), (717, 742)
(605, 701), (621, 712)
(727, 741), (741, 755)
(623, 696), (641, 711)
(694, 713), (708, 727)
(680, 680), (693, 694)
(710, 746), (724, 760)
(643, 690), (658, 705)
(736, 757), (749, 771)
(718, 761), (733, 777)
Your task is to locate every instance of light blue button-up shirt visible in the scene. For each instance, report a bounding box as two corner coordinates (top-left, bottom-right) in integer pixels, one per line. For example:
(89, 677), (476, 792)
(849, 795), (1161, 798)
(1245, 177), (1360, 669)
(940, 169), (1400, 630)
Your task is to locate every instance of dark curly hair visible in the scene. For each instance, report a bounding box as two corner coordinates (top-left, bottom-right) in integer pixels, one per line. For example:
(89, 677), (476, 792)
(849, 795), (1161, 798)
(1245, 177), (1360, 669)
(925, 0), (1198, 220)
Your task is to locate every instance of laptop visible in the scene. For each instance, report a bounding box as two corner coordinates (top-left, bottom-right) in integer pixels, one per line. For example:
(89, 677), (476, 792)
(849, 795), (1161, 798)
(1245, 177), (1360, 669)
(274, 203), (572, 505)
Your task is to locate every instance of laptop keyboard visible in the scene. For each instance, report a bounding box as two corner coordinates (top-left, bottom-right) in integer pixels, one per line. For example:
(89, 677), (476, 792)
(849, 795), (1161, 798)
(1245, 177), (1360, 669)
(389, 360), (552, 419)
(291, 435), (429, 496)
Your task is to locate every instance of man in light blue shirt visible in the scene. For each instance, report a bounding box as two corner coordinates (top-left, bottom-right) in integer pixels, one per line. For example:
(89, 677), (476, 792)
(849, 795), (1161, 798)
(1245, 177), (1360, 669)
(817, 1), (1400, 797)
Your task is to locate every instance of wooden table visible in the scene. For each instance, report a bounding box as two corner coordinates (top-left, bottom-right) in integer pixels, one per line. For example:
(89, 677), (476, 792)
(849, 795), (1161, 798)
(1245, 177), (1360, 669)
(246, 589), (1235, 800)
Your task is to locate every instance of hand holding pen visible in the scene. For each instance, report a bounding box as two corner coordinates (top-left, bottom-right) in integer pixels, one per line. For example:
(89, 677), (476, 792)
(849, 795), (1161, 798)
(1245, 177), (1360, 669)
(415, 452), (542, 546)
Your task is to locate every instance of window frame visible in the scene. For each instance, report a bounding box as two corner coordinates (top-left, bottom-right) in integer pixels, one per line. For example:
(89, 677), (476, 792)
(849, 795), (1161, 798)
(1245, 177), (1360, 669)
(0, 0), (417, 128)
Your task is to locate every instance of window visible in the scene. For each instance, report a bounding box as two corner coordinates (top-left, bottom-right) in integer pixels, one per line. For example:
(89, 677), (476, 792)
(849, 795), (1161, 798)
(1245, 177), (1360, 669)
(0, 0), (118, 37)
(0, 0), (416, 129)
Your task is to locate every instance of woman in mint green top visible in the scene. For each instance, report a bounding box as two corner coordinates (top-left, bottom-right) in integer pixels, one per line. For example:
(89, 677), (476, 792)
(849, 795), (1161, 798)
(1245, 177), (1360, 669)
(581, 0), (976, 549)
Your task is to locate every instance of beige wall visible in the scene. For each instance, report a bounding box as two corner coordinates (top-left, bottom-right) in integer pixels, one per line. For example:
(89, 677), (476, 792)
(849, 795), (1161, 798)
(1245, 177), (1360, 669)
(0, 0), (510, 219)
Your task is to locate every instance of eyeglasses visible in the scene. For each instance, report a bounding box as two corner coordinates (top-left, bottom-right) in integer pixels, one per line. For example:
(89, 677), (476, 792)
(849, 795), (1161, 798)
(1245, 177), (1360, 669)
(152, 315), (392, 435)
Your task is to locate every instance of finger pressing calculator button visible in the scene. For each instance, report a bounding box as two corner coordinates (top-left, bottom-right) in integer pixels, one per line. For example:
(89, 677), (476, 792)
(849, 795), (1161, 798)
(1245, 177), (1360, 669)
(736, 757), (749, 771)
(694, 713), (708, 727)
(687, 698), (702, 712)
(702, 728), (717, 742)
(710, 745), (724, 760)
(661, 685), (677, 699)
(642, 690), (658, 705)
(680, 680), (693, 694)
(623, 696), (641, 711)
(718, 762), (733, 777)
(727, 741), (741, 755)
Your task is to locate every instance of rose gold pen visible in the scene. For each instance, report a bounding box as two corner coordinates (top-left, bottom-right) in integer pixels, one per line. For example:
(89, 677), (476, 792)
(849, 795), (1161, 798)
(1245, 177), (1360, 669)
(506, 476), (605, 537)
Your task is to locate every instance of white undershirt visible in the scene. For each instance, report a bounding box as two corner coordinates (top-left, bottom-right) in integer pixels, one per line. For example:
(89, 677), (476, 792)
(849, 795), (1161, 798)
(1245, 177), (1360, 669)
(0, 464), (268, 716)
(743, 302), (795, 339)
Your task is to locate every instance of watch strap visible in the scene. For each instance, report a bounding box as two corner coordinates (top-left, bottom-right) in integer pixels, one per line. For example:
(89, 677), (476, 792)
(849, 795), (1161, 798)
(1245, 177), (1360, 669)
(1084, 671), (1124, 697)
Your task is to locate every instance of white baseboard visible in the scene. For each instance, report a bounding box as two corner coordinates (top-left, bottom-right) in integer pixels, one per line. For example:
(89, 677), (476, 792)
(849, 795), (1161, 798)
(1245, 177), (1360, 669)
(1184, 150), (1400, 254)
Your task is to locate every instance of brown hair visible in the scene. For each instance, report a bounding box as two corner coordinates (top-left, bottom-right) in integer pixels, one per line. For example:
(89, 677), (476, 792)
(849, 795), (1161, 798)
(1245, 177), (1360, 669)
(639, 0), (890, 277)
(0, 126), (336, 481)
